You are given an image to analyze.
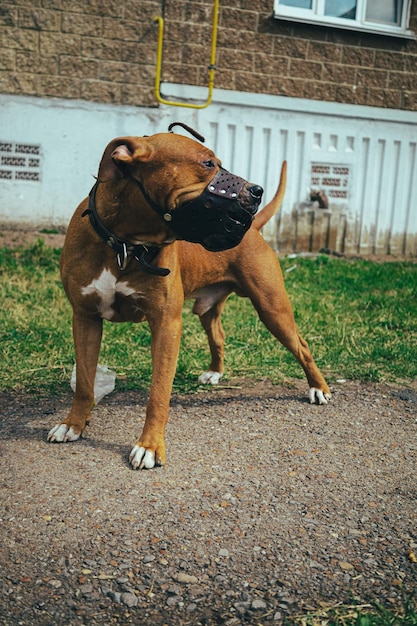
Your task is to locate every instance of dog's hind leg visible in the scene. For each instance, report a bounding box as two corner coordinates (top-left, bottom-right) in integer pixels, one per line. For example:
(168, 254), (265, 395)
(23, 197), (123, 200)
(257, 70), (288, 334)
(256, 296), (330, 403)
(48, 314), (103, 441)
(197, 296), (228, 385)
(238, 249), (331, 404)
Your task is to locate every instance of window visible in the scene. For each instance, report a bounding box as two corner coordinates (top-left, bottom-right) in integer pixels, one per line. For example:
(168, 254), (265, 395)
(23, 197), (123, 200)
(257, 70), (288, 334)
(274, 0), (414, 38)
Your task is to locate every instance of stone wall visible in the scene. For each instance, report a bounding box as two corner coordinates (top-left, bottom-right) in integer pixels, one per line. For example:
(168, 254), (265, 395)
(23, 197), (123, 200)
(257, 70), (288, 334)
(1, 0), (416, 110)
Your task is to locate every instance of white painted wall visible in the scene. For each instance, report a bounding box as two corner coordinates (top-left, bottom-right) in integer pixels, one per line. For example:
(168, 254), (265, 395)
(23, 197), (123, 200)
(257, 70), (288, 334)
(0, 95), (175, 227)
(1, 88), (416, 254)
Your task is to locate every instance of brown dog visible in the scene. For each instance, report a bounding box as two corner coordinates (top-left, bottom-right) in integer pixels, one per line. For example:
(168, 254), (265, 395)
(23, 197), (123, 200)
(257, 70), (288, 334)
(48, 124), (331, 469)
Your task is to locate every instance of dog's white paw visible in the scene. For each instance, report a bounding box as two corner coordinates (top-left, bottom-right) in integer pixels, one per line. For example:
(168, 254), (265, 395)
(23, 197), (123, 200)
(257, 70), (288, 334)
(198, 370), (223, 385)
(47, 423), (80, 443)
(129, 445), (157, 470)
(309, 388), (331, 405)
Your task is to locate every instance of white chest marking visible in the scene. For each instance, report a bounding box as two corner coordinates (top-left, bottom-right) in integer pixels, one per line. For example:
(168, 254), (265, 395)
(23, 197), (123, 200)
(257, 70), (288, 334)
(81, 269), (139, 320)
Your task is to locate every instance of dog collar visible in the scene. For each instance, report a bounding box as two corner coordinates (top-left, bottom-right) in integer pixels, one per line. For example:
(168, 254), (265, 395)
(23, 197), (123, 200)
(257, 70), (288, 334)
(82, 181), (170, 276)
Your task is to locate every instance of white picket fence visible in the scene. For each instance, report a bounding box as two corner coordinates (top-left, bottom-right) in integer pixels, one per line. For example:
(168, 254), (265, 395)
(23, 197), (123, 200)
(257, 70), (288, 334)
(1, 87), (416, 255)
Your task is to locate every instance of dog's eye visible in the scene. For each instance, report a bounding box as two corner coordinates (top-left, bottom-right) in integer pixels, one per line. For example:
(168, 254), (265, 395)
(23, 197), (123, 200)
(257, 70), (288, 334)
(203, 160), (216, 169)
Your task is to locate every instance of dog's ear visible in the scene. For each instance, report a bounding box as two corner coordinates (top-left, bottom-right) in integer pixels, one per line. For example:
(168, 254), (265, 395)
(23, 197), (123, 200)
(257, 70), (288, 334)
(98, 137), (153, 181)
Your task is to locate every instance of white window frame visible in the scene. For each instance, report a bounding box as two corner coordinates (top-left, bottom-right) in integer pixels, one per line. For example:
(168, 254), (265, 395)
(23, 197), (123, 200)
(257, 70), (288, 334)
(273, 0), (415, 39)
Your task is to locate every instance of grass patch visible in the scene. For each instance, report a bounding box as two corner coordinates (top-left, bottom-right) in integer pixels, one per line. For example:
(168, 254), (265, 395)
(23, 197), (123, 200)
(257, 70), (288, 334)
(292, 595), (417, 625)
(1, 241), (416, 395)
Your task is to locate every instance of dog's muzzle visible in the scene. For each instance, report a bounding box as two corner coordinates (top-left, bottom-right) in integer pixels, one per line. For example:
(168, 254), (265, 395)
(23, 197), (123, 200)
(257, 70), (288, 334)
(162, 169), (263, 252)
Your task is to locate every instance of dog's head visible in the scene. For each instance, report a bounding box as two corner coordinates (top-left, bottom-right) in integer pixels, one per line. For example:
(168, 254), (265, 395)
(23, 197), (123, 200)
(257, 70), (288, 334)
(98, 132), (263, 252)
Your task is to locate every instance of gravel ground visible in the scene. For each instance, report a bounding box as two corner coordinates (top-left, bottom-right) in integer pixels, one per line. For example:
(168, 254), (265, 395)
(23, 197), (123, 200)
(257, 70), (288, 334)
(1, 378), (416, 625)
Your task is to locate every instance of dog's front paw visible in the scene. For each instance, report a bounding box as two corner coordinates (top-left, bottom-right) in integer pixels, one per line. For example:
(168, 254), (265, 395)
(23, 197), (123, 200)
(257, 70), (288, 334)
(129, 445), (164, 470)
(198, 370), (223, 385)
(309, 388), (332, 405)
(47, 423), (81, 443)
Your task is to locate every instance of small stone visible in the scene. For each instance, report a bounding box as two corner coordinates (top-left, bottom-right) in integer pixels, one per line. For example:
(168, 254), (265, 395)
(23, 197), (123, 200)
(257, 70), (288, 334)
(143, 555), (155, 563)
(218, 548), (229, 558)
(177, 573), (198, 584)
(48, 579), (62, 589)
(121, 592), (138, 607)
(338, 561), (354, 571)
(107, 590), (121, 604)
(100, 584), (112, 596)
(252, 598), (267, 610)
(167, 595), (181, 606)
(186, 603), (197, 612)
(234, 601), (250, 614)
(119, 584), (135, 594)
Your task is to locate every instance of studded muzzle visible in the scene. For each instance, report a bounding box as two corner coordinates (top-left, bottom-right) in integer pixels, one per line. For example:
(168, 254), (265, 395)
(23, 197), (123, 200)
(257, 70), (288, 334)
(157, 168), (263, 252)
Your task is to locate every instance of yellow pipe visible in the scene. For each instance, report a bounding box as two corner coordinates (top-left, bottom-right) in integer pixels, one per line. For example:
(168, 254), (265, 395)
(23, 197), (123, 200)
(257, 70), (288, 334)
(154, 0), (219, 109)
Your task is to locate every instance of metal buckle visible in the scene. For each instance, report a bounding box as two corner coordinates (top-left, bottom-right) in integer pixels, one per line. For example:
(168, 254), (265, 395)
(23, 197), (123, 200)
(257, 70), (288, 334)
(117, 242), (129, 270)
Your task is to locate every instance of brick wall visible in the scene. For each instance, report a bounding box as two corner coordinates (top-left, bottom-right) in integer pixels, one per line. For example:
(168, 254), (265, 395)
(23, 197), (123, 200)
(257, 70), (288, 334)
(1, 0), (416, 111)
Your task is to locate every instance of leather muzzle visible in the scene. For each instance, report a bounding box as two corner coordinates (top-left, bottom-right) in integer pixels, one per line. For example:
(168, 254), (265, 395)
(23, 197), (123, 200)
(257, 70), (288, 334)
(160, 169), (263, 252)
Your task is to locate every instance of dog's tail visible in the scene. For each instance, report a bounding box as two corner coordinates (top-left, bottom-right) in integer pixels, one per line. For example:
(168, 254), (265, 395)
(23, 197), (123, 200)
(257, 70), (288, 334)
(252, 160), (287, 231)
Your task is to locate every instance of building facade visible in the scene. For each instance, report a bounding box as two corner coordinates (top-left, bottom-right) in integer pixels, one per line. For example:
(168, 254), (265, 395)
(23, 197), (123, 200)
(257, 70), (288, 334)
(1, 0), (416, 254)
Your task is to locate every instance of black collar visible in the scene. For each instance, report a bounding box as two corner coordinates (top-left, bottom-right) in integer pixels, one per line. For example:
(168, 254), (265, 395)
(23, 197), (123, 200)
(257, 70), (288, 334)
(82, 181), (170, 277)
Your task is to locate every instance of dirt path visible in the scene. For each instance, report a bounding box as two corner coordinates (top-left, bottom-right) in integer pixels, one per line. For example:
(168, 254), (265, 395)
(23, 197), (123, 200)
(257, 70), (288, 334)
(1, 378), (416, 625)
(0, 228), (66, 249)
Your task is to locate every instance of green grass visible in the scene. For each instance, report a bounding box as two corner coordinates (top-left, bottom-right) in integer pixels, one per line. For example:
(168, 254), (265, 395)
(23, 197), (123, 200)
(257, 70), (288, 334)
(291, 595), (417, 625)
(0, 240), (416, 395)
